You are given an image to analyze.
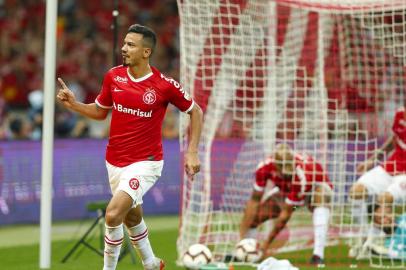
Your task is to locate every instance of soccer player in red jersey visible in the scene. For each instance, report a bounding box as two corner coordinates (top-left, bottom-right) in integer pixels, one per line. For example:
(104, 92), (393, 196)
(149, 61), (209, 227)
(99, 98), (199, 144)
(239, 143), (333, 265)
(349, 105), (406, 258)
(57, 24), (203, 270)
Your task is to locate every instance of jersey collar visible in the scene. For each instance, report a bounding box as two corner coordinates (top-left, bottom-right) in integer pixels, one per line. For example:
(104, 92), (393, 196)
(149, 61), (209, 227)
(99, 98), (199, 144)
(127, 67), (153, 83)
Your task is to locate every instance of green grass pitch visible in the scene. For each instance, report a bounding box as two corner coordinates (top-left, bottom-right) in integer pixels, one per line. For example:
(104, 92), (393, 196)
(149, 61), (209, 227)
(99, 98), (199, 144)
(0, 216), (382, 269)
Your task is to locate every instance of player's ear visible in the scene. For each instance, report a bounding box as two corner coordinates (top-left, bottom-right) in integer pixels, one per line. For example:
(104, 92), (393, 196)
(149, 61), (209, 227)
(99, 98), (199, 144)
(144, 48), (152, 58)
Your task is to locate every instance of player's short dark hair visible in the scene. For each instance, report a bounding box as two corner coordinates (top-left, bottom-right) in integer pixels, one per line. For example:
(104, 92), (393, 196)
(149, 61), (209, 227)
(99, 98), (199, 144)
(10, 118), (22, 134)
(127, 24), (157, 55)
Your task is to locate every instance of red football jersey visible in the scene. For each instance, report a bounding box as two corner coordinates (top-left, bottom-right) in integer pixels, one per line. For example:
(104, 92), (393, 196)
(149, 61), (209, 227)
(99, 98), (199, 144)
(254, 153), (332, 205)
(383, 107), (406, 174)
(96, 65), (194, 167)
(392, 107), (406, 151)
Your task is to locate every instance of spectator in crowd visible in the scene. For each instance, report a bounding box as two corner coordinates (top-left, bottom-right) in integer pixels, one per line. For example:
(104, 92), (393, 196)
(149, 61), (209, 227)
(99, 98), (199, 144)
(28, 89), (43, 140)
(8, 116), (32, 140)
(55, 102), (89, 138)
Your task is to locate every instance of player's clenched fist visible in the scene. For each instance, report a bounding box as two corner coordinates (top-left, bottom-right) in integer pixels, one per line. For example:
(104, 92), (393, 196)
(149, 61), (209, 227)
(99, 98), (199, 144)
(56, 77), (76, 109)
(185, 152), (200, 178)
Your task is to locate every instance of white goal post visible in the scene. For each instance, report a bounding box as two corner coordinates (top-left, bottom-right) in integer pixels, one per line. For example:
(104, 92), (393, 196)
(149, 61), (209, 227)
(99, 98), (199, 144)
(177, 0), (406, 268)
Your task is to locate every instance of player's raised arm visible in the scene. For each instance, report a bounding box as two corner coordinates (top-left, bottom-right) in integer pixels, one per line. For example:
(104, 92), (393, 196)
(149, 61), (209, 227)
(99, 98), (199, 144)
(56, 77), (109, 121)
(184, 102), (203, 177)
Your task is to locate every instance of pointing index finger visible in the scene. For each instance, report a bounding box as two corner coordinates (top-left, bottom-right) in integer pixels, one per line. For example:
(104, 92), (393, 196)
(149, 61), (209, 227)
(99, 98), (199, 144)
(58, 78), (68, 89)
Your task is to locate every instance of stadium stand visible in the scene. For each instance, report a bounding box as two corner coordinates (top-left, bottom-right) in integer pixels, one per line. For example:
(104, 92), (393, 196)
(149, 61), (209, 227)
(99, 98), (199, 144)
(0, 0), (180, 139)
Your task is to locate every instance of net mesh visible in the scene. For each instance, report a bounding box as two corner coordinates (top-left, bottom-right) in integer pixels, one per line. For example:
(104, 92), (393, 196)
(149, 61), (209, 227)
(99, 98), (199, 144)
(177, 0), (406, 268)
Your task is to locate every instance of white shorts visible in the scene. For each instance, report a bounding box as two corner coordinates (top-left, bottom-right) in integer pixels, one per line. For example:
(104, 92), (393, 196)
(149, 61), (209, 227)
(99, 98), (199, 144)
(106, 160), (164, 206)
(357, 166), (392, 196)
(386, 175), (406, 204)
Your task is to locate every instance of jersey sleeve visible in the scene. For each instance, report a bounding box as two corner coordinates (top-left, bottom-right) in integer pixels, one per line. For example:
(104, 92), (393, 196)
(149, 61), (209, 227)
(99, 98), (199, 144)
(285, 175), (305, 206)
(254, 164), (268, 192)
(285, 191), (305, 206)
(285, 165), (307, 206)
(166, 79), (194, 113)
(312, 162), (330, 182)
(300, 160), (330, 183)
(95, 72), (113, 109)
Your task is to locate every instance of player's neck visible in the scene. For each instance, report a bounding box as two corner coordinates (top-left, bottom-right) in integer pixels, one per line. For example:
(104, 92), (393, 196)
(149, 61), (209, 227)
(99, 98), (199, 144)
(128, 64), (152, 80)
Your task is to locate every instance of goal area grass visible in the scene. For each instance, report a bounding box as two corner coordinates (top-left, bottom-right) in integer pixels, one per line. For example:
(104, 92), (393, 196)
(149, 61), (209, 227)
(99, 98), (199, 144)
(0, 216), (379, 270)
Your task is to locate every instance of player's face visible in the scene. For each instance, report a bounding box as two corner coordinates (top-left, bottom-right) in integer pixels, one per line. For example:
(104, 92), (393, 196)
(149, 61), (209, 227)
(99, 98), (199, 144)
(121, 33), (150, 66)
(275, 160), (294, 179)
(373, 205), (395, 230)
(274, 145), (295, 179)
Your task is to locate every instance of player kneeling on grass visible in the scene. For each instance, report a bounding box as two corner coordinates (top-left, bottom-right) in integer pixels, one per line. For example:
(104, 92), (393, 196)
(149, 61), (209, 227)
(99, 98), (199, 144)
(239, 143), (333, 265)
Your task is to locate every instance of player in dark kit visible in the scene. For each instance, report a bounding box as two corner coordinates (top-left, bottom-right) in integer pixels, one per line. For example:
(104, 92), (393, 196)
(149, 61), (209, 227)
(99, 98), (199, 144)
(57, 24), (203, 270)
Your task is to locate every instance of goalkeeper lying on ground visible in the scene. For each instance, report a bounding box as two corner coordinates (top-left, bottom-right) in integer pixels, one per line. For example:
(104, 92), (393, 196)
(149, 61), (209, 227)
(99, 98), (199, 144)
(365, 205), (406, 260)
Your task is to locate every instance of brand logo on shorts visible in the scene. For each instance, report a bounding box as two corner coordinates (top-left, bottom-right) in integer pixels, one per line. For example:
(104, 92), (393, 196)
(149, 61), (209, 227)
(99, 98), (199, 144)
(129, 178), (140, 190)
(143, 88), (156, 105)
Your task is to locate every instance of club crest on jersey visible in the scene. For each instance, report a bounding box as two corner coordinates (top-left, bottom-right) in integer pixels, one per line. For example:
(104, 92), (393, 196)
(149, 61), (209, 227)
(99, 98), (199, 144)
(143, 88), (156, 105)
(129, 178), (140, 190)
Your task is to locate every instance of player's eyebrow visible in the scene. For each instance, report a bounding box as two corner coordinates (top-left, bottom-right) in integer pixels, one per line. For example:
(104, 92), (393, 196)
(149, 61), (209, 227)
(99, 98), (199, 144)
(124, 41), (135, 46)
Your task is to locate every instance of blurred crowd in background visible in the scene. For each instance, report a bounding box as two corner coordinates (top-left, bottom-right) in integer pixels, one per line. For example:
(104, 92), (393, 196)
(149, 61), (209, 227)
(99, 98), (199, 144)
(0, 0), (180, 140)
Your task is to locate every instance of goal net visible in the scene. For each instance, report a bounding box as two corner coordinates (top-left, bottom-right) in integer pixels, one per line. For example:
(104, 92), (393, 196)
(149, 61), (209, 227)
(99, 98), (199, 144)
(176, 0), (406, 268)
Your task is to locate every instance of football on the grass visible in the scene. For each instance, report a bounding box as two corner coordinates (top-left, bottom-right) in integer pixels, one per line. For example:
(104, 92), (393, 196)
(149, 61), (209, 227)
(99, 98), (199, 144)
(182, 243), (212, 269)
(234, 238), (261, 262)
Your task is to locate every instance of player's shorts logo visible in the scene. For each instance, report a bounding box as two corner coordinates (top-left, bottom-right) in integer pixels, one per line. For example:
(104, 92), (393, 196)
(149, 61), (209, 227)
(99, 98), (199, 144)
(143, 88), (156, 105)
(129, 178), (140, 190)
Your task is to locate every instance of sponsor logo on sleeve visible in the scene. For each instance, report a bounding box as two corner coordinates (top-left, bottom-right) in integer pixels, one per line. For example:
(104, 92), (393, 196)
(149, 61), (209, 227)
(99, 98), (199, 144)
(183, 91), (191, 101)
(160, 73), (191, 101)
